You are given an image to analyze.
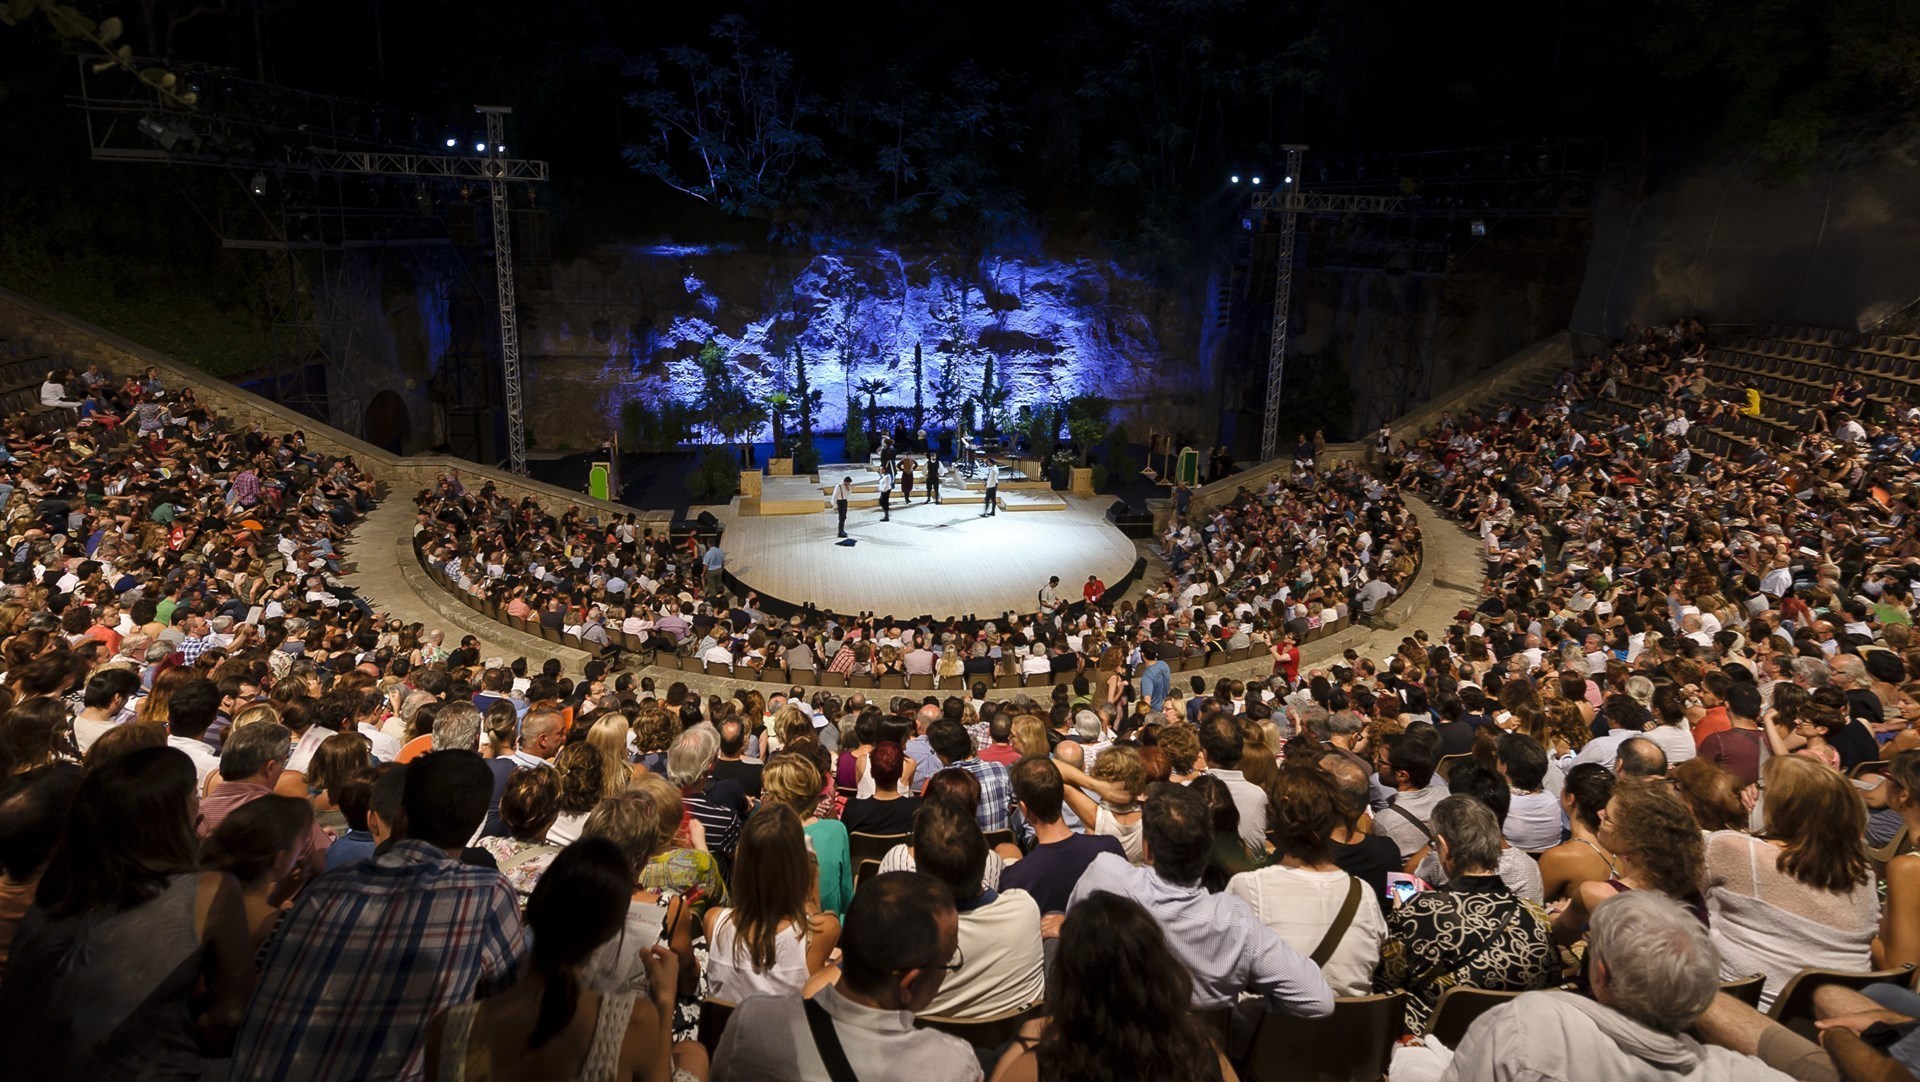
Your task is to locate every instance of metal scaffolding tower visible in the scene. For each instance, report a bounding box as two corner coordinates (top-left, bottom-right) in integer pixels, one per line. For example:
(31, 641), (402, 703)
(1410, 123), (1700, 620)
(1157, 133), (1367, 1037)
(1247, 151), (1406, 461)
(478, 107), (526, 475)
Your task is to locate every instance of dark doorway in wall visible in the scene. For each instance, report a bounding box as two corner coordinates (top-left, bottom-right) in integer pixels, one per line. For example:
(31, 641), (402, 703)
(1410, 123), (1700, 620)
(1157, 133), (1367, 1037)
(364, 390), (411, 454)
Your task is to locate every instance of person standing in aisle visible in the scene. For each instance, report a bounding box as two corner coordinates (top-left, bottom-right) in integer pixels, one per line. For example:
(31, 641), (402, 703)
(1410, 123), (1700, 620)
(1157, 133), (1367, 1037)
(834, 475), (852, 539)
(981, 462), (999, 517)
(876, 464), (894, 522)
(927, 458), (942, 505)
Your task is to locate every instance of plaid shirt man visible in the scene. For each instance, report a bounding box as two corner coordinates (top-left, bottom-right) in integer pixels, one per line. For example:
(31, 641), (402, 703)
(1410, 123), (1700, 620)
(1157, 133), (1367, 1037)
(230, 839), (527, 1081)
(950, 755), (1023, 837)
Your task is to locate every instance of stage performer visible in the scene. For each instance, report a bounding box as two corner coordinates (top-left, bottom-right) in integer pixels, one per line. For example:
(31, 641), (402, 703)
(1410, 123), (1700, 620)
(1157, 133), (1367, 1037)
(1038, 576), (1063, 619)
(876, 464), (893, 522)
(981, 462), (999, 517)
(834, 475), (852, 539)
(900, 458), (915, 504)
(879, 434), (896, 473)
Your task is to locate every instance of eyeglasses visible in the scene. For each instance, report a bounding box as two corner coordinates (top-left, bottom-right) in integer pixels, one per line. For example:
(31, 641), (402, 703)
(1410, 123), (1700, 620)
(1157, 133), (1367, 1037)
(893, 945), (964, 976)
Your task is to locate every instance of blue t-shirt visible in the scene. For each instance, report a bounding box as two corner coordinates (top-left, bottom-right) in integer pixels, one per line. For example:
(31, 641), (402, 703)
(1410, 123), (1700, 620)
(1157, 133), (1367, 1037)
(999, 831), (1125, 914)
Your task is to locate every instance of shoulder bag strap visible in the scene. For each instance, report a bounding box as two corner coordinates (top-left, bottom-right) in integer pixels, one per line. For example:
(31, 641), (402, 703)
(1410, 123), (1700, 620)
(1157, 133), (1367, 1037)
(802, 996), (861, 1082)
(1386, 800), (1437, 845)
(1309, 876), (1366, 968)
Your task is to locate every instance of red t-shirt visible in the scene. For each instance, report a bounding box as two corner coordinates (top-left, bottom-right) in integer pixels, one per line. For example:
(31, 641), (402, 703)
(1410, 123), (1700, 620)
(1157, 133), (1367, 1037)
(1691, 705), (1731, 748)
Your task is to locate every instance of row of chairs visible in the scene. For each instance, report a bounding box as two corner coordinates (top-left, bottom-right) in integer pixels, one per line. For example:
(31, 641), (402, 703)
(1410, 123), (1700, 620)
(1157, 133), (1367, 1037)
(414, 541), (1356, 682)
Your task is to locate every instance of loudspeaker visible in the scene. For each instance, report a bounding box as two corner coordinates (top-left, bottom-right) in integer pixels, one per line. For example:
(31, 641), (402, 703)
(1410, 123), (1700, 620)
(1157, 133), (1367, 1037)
(1106, 499), (1131, 523)
(696, 511), (720, 530)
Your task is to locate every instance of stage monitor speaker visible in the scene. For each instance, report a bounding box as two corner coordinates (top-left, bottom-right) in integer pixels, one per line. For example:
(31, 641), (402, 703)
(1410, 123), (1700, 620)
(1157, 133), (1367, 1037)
(696, 511), (720, 529)
(1106, 499), (1131, 523)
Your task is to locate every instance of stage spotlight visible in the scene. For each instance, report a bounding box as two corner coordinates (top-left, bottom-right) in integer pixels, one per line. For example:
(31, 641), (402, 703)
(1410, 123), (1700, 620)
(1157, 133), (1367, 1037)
(250, 172), (265, 196)
(1250, 175), (1262, 186)
(445, 137), (456, 148)
(1230, 174), (1240, 184)
(474, 141), (487, 153)
(1284, 175), (1294, 184)
(495, 145), (505, 154)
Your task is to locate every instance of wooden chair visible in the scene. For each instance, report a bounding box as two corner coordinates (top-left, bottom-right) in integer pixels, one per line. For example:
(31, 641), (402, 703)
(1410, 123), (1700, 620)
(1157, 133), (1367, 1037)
(853, 858), (883, 888)
(847, 831), (909, 876)
(1434, 753), (1473, 783)
(982, 828), (1016, 853)
(1770, 966), (1916, 1036)
(1720, 974), (1766, 1008)
(1242, 992), (1408, 1082)
(1420, 986), (1520, 1048)
(914, 1001), (1042, 1050)
(696, 998), (737, 1054)
(1850, 760), (1892, 779)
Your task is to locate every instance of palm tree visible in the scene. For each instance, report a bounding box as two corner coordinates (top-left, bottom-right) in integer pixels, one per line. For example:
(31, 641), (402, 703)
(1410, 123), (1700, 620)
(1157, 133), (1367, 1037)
(855, 376), (889, 443)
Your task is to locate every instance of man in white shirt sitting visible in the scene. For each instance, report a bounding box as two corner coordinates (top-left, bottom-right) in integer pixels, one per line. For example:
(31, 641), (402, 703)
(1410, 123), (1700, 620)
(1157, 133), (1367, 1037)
(912, 801), (1044, 1020)
(713, 871), (983, 1082)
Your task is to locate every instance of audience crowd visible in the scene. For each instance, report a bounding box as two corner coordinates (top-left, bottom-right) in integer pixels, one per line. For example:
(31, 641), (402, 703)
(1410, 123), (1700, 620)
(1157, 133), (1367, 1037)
(6, 322), (1920, 1082)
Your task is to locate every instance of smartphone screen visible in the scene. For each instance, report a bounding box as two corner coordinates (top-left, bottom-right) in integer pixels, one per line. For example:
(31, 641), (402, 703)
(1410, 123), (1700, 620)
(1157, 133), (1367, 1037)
(1386, 872), (1420, 906)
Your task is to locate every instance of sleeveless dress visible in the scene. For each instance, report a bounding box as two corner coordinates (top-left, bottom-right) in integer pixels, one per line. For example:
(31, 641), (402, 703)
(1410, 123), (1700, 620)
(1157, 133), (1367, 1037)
(436, 992), (634, 1082)
(706, 911), (812, 1001)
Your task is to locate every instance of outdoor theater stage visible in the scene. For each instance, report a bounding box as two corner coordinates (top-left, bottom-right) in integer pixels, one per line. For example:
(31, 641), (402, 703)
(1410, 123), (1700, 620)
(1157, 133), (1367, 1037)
(710, 483), (1142, 620)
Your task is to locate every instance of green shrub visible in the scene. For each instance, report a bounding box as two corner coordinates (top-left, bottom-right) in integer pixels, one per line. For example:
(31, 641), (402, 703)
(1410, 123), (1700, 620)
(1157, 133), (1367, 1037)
(686, 446), (741, 503)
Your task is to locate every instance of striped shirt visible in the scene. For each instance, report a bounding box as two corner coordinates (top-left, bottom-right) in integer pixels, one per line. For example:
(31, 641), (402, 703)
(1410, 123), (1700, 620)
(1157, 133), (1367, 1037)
(230, 839), (527, 1081)
(1069, 852), (1333, 1015)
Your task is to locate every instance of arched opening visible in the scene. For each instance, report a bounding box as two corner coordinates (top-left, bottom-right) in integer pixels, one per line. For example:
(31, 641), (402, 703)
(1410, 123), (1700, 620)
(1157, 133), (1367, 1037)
(363, 390), (412, 454)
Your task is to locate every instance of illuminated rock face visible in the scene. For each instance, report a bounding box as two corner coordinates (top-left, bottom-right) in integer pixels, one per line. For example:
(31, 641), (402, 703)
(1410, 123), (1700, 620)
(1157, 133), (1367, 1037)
(519, 245), (1208, 448)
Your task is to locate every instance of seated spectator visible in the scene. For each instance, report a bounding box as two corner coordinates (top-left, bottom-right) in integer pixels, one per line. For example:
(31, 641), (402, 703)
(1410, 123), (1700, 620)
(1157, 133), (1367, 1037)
(1226, 765), (1386, 996)
(1001, 756), (1125, 917)
(1707, 755), (1877, 1009)
(1316, 751), (1404, 907)
(711, 871), (983, 1082)
(913, 799), (1045, 1020)
(1537, 763), (1616, 905)
(1414, 760), (1544, 902)
(990, 891), (1237, 1082)
(1375, 728), (1449, 860)
(1554, 775), (1707, 953)
(1375, 795), (1557, 1029)
(200, 721), (331, 904)
(704, 804), (839, 1003)
(670, 725), (744, 869)
(1057, 745), (1146, 862)
(840, 741), (921, 836)
(1877, 750), (1920, 970)
(764, 751), (853, 918)
(1616, 736), (1670, 779)
(1194, 773), (1268, 890)
(926, 717), (1020, 836)
(1698, 681), (1766, 790)
(424, 838), (704, 1082)
(324, 765), (381, 871)
(1199, 713), (1270, 851)
(577, 793), (697, 1001)
(0, 747), (254, 1077)
(0, 763), (83, 977)
(630, 773), (730, 924)
(877, 768), (1009, 889)
(1442, 891), (1794, 1081)
(200, 793), (317, 954)
(1669, 759), (1749, 832)
(231, 751), (529, 1080)
(1068, 782), (1333, 1017)
(547, 742), (625, 846)
(1495, 732), (1564, 851)
(476, 766), (564, 903)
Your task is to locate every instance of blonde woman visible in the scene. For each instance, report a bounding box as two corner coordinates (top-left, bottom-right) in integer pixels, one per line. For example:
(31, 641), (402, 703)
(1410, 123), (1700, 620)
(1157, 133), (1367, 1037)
(762, 752), (852, 917)
(548, 743), (628, 846)
(935, 645), (965, 689)
(1009, 714), (1051, 759)
(586, 713), (642, 783)
(1058, 746), (1146, 863)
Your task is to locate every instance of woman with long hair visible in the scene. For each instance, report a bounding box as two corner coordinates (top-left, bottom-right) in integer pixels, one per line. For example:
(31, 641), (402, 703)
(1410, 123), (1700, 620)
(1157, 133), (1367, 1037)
(0, 696), (78, 775)
(305, 731), (372, 831)
(479, 766), (566, 903)
(990, 891), (1233, 1082)
(762, 751), (852, 917)
(1537, 763), (1615, 904)
(1553, 776), (1707, 945)
(1875, 750), (1920, 969)
(703, 804), (839, 1002)
(0, 747), (254, 1076)
(425, 838), (704, 1082)
(1707, 755), (1878, 1007)
(1010, 714), (1051, 759)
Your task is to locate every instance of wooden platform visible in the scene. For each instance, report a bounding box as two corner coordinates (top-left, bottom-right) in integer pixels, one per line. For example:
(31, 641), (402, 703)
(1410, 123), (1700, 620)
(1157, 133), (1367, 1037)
(712, 489), (1138, 618)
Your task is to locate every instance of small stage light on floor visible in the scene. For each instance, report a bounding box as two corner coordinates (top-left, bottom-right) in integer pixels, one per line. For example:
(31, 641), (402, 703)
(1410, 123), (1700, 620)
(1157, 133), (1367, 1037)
(250, 172), (266, 196)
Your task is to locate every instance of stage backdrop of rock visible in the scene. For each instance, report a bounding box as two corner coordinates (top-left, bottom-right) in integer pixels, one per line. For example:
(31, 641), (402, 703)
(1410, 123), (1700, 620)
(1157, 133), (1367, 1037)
(514, 243), (1224, 452)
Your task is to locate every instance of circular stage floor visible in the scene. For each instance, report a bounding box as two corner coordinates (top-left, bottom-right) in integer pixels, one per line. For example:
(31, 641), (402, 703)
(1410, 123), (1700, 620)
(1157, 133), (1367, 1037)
(711, 490), (1142, 620)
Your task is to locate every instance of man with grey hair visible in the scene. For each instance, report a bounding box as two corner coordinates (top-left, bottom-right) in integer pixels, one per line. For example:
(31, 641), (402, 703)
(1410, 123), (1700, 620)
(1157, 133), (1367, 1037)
(1615, 736), (1668, 779)
(201, 722), (332, 900)
(431, 701), (484, 752)
(671, 726), (743, 868)
(1443, 891), (1792, 1080)
(906, 703), (944, 784)
(1316, 709), (1392, 811)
